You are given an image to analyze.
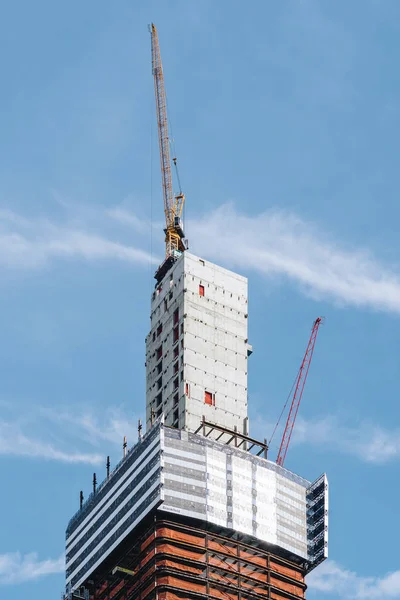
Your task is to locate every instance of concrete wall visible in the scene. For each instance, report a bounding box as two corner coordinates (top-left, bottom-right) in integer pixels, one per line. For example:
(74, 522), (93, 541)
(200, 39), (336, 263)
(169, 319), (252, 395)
(145, 252), (250, 435)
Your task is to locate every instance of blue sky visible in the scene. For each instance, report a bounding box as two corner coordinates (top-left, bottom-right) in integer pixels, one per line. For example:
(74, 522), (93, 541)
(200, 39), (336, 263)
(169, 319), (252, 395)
(1, 1), (400, 598)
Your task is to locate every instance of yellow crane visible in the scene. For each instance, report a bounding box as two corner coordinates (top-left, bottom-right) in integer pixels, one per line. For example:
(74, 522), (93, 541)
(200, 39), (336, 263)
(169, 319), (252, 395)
(150, 24), (186, 280)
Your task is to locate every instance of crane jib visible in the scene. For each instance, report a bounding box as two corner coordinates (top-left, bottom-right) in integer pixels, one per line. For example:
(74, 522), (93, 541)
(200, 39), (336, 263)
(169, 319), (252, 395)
(150, 23), (186, 263)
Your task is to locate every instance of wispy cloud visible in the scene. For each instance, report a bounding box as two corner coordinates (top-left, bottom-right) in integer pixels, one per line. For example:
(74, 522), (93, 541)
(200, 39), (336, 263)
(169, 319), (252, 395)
(307, 560), (400, 598)
(294, 415), (400, 464)
(189, 204), (400, 315)
(0, 406), (141, 465)
(254, 414), (400, 465)
(4, 202), (400, 318)
(41, 406), (141, 449)
(0, 419), (103, 465)
(0, 208), (155, 270)
(0, 551), (64, 585)
(106, 206), (149, 232)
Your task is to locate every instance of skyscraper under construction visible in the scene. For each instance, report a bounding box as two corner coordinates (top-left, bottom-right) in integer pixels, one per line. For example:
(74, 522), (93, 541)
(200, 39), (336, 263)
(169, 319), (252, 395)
(64, 24), (328, 600)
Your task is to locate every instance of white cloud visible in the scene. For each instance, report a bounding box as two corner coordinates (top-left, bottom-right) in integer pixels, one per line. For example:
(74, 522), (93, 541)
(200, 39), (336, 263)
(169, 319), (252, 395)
(0, 208), (155, 269)
(189, 204), (400, 315)
(293, 415), (400, 464)
(0, 551), (64, 585)
(42, 407), (141, 450)
(106, 206), (148, 231)
(254, 414), (400, 465)
(4, 202), (400, 317)
(0, 419), (103, 465)
(0, 406), (141, 466)
(307, 560), (400, 598)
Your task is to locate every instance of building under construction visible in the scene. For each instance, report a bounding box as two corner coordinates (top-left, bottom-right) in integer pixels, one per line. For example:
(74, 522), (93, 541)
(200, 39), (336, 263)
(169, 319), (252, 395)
(64, 24), (328, 600)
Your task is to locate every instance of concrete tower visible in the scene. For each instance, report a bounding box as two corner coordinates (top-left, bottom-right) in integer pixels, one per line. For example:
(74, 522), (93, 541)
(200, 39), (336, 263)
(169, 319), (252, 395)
(145, 252), (251, 436)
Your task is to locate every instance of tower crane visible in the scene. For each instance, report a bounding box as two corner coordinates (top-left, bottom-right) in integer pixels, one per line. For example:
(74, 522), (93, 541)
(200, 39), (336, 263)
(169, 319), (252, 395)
(276, 317), (323, 468)
(150, 24), (186, 281)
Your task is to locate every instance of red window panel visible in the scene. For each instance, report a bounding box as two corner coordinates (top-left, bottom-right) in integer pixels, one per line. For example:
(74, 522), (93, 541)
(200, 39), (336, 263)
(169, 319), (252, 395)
(173, 309), (179, 325)
(199, 284), (205, 297)
(156, 345), (162, 360)
(185, 383), (190, 397)
(157, 323), (163, 337)
(204, 391), (214, 406)
(173, 326), (179, 343)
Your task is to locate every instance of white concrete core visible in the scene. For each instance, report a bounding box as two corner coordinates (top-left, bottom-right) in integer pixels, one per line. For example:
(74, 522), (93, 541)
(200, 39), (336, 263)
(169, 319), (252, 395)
(145, 252), (250, 436)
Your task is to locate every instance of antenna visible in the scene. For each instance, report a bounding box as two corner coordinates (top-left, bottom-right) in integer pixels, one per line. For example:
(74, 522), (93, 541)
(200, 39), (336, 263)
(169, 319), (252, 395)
(106, 456), (110, 478)
(123, 436), (127, 458)
(93, 473), (97, 495)
(79, 490), (84, 510)
(138, 419), (143, 441)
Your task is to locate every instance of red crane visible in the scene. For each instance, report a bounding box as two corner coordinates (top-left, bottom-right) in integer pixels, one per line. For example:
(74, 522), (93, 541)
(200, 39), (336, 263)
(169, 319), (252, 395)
(276, 317), (323, 468)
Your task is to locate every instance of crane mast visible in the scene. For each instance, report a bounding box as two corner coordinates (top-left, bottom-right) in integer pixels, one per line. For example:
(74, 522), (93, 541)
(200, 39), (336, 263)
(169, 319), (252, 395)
(150, 24), (186, 272)
(276, 317), (323, 468)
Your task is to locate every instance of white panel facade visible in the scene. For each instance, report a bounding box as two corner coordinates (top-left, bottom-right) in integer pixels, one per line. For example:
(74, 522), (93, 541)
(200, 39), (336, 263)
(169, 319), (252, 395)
(145, 252), (250, 436)
(66, 420), (328, 594)
(65, 422), (164, 594)
(160, 426), (329, 570)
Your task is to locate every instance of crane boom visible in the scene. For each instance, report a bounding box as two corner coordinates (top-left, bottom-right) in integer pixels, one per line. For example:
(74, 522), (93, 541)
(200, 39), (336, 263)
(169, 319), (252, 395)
(276, 317), (323, 467)
(150, 24), (185, 262)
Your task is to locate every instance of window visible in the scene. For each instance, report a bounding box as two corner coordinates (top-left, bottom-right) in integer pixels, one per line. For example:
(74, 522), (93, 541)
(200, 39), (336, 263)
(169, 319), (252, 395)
(180, 370), (183, 381)
(185, 383), (190, 397)
(156, 285), (162, 296)
(199, 284), (205, 297)
(174, 346), (179, 359)
(204, 391), (215, 406)
(173, 408), (179, 423)
(156, 392), (162, 407)
(180, 323), (184, 335)
(157, 377), (162, 390)
(152, 332), (156, 342)
(174, 362), (179, 375)
(174, 377), (179, 391)
(173, 393), (179, 407)
(173, 326), (179, 343)
(157, 361), (162, 375)
(156, 345), (162, 361)
(157, 323), (163, 337)
(164, 298), (168, 312)
(173, 308), (179, 325)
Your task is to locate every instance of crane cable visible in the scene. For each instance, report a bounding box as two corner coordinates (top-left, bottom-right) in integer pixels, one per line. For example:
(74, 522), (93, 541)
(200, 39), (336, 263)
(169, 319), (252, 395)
(269, 368), (300, 447)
